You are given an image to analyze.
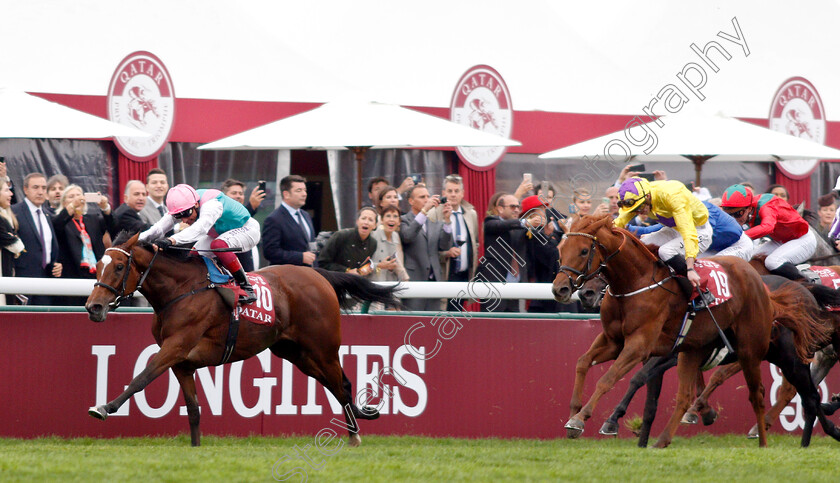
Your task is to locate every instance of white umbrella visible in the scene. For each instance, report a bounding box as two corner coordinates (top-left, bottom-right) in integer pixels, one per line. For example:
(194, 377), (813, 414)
(199, 99), (520, 206)
(540, 111), (840, 186)
(198, 99), (520, 150)
(0, 87), (149, 139)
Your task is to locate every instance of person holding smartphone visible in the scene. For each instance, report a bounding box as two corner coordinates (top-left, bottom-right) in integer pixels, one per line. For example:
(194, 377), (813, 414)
(51, 185), (113, 305)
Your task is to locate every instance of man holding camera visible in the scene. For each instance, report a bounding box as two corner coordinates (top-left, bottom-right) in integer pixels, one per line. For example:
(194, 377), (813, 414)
(426, 174), (478, 282)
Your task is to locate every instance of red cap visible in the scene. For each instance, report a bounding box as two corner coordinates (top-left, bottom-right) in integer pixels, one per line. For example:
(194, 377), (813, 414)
(521, 195), (547, 214)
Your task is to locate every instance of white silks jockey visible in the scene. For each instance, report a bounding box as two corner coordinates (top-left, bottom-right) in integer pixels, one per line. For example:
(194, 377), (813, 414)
(139, 184), (261, 304)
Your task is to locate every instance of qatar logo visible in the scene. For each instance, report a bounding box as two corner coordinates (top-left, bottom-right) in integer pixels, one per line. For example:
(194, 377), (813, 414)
(108, 51), (176, 161)
(450, 65), (513, 170)
(769, 77), (826, 179)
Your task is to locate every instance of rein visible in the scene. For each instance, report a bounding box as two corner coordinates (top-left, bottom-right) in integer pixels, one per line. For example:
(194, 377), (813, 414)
(558, 231), (626, 290)
(94, 247), (160, 309)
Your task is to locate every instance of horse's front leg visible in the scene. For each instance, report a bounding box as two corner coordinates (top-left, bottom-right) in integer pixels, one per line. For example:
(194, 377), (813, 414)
(566, 333), (621, 438)
(173, 365), (201, 447)
(653, 350), (705, 448)
(567, 333), (650, 438)
(684, 361), (739, 425)
(600, 355), (677, 436)
(88, 342), (188, 420)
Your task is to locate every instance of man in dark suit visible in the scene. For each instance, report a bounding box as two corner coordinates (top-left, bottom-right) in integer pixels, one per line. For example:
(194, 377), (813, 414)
(112, 180), (152, 237)
(262, 175), (316, 266)
(477, 193), (528, 313)
(12, 172), (62, 305)
(400, 185), (453, 311)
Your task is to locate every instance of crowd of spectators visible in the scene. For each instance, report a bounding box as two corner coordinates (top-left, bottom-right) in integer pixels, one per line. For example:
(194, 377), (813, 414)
(4, 155), (840, 314)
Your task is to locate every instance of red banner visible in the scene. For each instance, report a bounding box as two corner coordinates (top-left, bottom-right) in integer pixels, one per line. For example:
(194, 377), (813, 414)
(1, 312), (837, 439)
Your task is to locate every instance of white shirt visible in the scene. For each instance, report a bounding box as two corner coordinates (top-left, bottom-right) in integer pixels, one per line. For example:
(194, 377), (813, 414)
(24, 197), (53, 264)
(452, 206), (469, 272)
(282, 201), (311, 241)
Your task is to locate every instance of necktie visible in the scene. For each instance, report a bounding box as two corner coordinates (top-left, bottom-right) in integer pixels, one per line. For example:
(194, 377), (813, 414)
(453, 211), (463, 272)
(35, 208), (47, 268)
(158, 204), (166, 216)
(296, 211), (311, 241)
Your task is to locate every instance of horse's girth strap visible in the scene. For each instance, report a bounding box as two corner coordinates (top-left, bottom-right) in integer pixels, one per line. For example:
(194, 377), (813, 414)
(220, 310), (240, 365)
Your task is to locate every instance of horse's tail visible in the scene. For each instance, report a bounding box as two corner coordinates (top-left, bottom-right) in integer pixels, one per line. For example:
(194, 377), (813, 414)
(769, 283), (833, 362)
(314, 268), (404, 310)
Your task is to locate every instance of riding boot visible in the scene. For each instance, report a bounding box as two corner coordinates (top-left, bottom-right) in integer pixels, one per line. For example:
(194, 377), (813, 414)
(232, 268), (257, 305)
(664, 256), (694, 300)
(769, 262), (805, 281)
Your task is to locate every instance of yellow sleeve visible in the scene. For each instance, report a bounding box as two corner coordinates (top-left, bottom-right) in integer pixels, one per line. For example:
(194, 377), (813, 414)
(663, 189), (700, 258)
(614, 210), (633, 228)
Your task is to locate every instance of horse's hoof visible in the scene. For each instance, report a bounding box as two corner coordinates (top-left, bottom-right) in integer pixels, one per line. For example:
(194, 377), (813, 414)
(88, 406), (108, 420)
(652, 439), (670, 449)
(747, 424), (759, 439)
(599, 421), (619, 436)
(701, 408), (718, 426)
(681, 412), (699, 425)
(565, 418), (584, 439)
(348, 434), (361, 447)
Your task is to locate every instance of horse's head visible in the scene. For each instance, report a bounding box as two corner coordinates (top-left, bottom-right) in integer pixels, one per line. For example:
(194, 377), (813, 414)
(578, 275), (608, 310)
(85, 232), (149, 322)
(552, 215), (619, 303)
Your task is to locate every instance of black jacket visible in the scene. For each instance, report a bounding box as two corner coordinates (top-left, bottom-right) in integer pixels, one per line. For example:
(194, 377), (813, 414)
(52, 209), (114, 279)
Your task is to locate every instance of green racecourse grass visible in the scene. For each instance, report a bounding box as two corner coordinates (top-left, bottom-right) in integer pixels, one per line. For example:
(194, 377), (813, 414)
(0, 434), (837, 482)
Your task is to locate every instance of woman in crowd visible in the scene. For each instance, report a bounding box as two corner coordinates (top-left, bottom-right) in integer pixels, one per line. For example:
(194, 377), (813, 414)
(767, 183), (790, 203)
(317, 206), (378, 276)
(0, 180), (25, 305)
(370, 205), (408, 283)
(564, 189), (594, 231)
(376, 185), (400, 217)
(52, 185), (114, 304)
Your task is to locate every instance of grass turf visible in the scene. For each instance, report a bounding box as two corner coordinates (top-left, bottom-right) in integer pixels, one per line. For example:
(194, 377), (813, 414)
(0, 434), (836, 482)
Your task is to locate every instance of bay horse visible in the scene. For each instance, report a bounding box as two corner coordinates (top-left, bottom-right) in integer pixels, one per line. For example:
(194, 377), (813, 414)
(552, 215), (828, 448)
(592, 275), (840, 447)
(85, 232), (402, 447)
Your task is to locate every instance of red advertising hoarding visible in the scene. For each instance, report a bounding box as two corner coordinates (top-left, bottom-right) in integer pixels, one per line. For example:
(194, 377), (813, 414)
(1, 312), (836, 440)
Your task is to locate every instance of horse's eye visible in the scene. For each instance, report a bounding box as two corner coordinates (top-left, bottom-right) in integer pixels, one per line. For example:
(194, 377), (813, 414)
(581, 248), (589, 256)
(116, 264), (124, 270)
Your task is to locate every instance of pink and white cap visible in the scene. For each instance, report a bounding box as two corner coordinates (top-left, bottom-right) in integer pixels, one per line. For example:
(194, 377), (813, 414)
(165, 184), (199, 215)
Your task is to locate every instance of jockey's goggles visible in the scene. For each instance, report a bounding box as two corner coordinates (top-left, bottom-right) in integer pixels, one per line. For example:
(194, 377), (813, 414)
(617, 197), (643, 209)
(172, 207), (195, 220)
(724, 207), (749, 219)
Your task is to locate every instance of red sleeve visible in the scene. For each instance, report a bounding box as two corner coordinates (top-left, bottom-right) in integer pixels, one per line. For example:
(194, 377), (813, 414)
(744, 204), (776, 239)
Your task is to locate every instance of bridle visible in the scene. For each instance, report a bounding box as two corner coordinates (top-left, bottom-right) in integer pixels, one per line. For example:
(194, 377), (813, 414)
(558, 231), (626, 291)
(93, 246), (160, 309)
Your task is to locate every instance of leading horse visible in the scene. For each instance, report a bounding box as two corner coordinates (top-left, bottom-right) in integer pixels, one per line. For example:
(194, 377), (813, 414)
(552, 215), (828, 448)
(85, 232), (402, 447)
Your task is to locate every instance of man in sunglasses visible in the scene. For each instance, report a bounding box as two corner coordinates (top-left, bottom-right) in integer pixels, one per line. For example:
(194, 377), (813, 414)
(720, 184), (815, 280)
(139, 184), (261, 304)
(615, 177), (712, 298)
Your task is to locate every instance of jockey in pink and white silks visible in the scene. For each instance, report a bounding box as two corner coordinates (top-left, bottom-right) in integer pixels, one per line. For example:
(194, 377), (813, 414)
(139, 184), (261, 304)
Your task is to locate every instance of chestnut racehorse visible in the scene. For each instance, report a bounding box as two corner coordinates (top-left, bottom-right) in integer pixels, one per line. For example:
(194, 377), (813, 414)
(552, 215), (828, 448)
(85, 232), (401, 447)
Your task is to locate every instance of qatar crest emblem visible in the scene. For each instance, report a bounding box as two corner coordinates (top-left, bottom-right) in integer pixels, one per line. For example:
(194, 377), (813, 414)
(450, 65), (513, 170)
(769, 77), (826, 179)
(108, 51), (176, 161)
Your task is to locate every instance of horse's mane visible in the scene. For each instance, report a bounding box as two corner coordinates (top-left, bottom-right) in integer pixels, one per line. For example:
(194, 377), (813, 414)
(112, 230), (194, 263)
(568, 215), (659, 262)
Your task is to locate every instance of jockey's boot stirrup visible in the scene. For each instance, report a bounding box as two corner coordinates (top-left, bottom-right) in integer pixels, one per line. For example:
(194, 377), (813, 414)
(233, 268), (257, 305)
(769, 261), (805, 281)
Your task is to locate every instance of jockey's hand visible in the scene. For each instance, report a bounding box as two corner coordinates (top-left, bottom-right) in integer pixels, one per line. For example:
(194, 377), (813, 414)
(154, 238), (173, 251)
(687, 267), (701, 288)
